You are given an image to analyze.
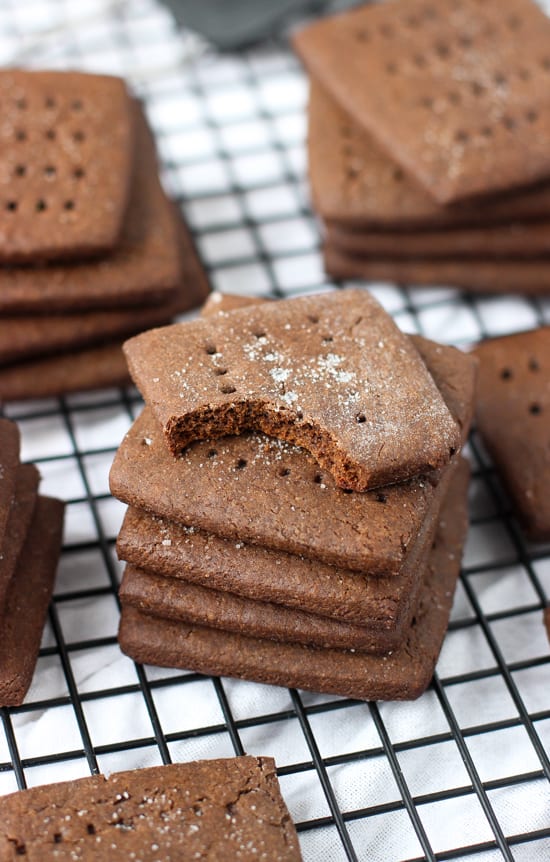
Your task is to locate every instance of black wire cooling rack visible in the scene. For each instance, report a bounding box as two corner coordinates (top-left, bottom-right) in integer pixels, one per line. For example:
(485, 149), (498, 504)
(0, 1), (549, 859)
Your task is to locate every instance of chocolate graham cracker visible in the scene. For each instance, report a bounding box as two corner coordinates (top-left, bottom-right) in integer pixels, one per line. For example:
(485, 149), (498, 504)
(0, 101), (182, 314)
(111, 332), (475, 574)
(0, 70), (133, 263)
(0, 757), (302, 861)
(474, 327), (550, 540)
(308, 81), (550, 228)
(0, 419), (20, 539)
(294, 0), (550, 205)
(545, 607), (550, 643)
(323, 245), (550, 295)
(0, 495), (65, 706)
(119, 459), (470, 701)
(124, 289), (460, 491)
(0, 464), (39, 619)
(326, 220), (550, 260)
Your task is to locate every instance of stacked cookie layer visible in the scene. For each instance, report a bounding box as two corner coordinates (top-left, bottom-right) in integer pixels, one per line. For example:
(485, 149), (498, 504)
(0, 70), (209, 402)
(110, 289), (476, 701)
(294, 0), (550, 294)
(0, 418), (64, 706)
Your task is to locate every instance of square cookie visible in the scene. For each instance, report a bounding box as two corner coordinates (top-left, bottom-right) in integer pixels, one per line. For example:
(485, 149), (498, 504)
(0, 757), (302, 861)
(0, 70), (133, 262)
(294, 0), (550, 204)
(473, 327), (550, 540)
(124, 289), (461, 491)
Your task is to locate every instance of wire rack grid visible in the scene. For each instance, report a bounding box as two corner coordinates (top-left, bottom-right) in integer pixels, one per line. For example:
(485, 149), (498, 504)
(0, 1), (549, 860)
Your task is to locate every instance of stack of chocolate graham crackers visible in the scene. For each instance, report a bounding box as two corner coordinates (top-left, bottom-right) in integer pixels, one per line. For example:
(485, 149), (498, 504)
(294, 0), (550, 295)
(0, 418), (64, 706)
(0, 70), (208, 403)
(110, 288), (477, 701)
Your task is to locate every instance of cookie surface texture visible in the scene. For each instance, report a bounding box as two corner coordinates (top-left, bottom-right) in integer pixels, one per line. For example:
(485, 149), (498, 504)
(295, 0), (550, 204)
(0, 757), (302, 861)
(474, 327), (550, 540)
(124, 289), (460, 491)
(0, 70), (133, 262)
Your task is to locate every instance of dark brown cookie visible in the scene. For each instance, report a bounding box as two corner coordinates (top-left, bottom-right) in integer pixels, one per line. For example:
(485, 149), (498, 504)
(474, 327), (550, 540)
(119, 459), (470, 701)
(0, 757), (302, 861)
(124, 289), (460, 491)
(294, 0), (550, 205)
(308, 80), (550, 228)
(0, 101), (182, 314)
(0, 217), (210, 366)
(111, 327), (475, 574)
(0, 342), (131, 403)
(0, 464), (39, 618)
(0, 418), (20, 539)
(117, 456), (456, 632)
(0, 495), (65, 706)
(324, 244), (550, 294)
(0, 70), (133, 263)
(326, 219), (550, 260)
